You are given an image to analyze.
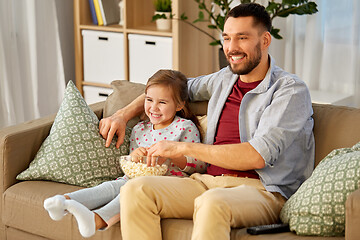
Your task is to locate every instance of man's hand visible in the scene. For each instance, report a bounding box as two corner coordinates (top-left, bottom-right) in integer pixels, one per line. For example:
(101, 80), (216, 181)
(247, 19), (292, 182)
(99, 93), (146, 148)
(99, 113), (127, 148)
(146, 140), (184, 166)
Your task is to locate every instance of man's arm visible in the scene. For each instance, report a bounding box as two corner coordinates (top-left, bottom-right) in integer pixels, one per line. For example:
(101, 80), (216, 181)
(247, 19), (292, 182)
(185, 142), (266, 170)
(99, 93), (145, 148)
(147, 141), (265, 171)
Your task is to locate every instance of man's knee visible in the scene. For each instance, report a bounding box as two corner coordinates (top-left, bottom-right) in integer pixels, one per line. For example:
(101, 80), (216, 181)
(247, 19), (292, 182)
(194, 185), (262, 212)
(120, 176), (151, 197)
(120, 177), (156, 216)
(195, 188), (229, 211)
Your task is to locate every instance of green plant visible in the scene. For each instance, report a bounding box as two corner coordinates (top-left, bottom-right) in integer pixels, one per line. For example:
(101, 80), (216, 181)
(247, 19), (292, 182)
(153, 0), (172, 12)
(154, 0), (318, 47)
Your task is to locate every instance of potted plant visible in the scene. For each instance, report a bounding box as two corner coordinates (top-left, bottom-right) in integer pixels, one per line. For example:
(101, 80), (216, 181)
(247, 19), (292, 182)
(154, 0), (318, 67)
(153, 0), (172, 30)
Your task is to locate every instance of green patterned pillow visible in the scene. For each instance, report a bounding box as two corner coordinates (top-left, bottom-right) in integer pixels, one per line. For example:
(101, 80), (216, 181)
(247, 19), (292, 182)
(280, 142), (360, 236)
(17, 81), (131, 187)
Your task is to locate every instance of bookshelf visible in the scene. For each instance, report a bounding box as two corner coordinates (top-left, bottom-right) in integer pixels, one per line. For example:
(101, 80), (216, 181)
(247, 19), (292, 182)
(73, 0), (217, 96)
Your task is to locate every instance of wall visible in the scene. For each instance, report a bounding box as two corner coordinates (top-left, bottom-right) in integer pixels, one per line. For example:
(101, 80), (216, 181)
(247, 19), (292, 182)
(55, 0), (75, 85)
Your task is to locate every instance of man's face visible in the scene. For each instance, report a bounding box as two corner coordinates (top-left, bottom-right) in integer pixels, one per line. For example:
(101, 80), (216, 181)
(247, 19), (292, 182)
(222, 16), (264, 75)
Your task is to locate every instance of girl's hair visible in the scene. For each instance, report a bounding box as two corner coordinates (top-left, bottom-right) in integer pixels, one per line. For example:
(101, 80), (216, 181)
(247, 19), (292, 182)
(146, 69), (203, 140)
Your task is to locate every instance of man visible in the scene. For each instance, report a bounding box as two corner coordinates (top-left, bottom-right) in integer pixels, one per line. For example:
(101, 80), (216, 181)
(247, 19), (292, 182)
(99, 3), (314, 240)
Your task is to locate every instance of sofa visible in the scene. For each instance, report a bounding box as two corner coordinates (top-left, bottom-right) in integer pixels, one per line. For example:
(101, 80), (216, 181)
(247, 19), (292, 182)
(1, 82), (360, 239)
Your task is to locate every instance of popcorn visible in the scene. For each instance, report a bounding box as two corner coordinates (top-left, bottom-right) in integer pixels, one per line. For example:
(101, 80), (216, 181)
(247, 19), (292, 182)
(120, 158), (168, 178)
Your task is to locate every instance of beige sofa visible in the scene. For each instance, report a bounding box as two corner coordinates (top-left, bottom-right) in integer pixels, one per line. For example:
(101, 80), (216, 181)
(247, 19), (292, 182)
(1, 100), (360, 240)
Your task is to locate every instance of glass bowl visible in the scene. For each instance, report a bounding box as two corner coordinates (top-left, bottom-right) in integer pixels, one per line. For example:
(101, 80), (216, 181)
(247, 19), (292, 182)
(119, 155), (170, 178)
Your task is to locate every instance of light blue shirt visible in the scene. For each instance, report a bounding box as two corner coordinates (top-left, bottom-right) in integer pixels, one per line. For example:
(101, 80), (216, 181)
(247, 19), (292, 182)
(187, 56), (315, 199)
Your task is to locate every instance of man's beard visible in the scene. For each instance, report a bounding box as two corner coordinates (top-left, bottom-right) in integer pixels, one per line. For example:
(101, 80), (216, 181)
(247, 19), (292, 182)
(227, 42), (262, 75)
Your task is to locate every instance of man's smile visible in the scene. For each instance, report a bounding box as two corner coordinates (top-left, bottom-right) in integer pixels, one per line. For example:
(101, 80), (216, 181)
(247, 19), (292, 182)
(229, 54), (246, 63)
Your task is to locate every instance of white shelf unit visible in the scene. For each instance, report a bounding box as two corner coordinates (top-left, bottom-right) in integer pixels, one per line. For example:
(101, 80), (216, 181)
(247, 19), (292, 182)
(74, 0), (217, 101)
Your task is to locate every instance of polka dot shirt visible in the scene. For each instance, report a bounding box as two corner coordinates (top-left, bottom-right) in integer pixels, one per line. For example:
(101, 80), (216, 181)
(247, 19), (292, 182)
(129, 116), (207, 176)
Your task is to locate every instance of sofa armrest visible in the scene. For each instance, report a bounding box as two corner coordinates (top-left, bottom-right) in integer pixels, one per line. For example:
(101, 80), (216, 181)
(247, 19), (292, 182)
(0, 101), (104, 193)
(346, 188), (360, 240)
(0, 114), (55, 193)
(0, 101), (104, 237)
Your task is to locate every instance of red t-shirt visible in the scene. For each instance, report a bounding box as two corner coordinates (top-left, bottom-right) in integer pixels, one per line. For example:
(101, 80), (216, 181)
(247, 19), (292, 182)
(206, 77), (262, 179)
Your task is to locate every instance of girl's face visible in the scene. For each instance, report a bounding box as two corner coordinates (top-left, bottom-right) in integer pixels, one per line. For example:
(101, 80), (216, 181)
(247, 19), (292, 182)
(145, 85), (183, 130)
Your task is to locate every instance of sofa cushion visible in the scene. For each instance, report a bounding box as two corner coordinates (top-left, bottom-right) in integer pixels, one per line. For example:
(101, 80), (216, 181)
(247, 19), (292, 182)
(161, 219), (343, 240)
(3, 181), (344, 240)
(280, 142), (360, 237)
(312, 104), (360, 166)
(2, 181), (121, 240)
(16, 81), (131, 187)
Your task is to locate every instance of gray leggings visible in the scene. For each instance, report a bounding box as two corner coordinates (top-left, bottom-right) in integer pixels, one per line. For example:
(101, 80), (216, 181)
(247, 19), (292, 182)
(66, 177), (128, 222)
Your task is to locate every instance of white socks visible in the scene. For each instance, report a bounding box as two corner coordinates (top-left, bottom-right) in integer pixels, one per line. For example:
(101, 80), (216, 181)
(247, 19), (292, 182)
(66, 199), (96, 238)
(44, 195), (96, 238)
(43, 195), (67, 221)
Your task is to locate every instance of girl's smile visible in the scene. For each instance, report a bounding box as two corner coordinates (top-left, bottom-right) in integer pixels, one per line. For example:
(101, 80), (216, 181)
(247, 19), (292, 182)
(145, 85), (183, 130)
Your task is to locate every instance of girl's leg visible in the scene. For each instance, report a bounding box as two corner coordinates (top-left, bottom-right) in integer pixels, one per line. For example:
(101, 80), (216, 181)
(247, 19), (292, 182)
(44, 178), (126, 220)
(66, 179), (127, 237)
(66, 178), (127, 209)
(44, 178), (127, 237)
(63, 198), (121, 238)
(43, 195), (67, 221)
(93, 194), (121, 228)
(65, 199), (97, 238)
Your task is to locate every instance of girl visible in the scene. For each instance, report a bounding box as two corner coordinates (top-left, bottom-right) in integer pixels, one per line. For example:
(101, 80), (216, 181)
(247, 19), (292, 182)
(43, 69), (206, 238)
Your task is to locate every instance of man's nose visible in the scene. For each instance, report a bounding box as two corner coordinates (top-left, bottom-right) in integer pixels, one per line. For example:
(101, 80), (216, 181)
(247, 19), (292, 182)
(228, 39), (239, 53)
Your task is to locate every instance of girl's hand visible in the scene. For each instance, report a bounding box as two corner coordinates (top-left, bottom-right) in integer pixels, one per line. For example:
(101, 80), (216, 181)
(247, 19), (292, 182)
(129, 147), (148, 162)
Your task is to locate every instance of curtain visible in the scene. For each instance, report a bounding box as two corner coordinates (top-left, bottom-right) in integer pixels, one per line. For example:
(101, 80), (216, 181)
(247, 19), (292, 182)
(0, 0), (65, 128)
(269, 0), (360, 108)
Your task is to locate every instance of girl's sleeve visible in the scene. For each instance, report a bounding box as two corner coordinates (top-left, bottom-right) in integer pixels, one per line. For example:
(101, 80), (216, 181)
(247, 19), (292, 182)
(178, 121), (207, 174)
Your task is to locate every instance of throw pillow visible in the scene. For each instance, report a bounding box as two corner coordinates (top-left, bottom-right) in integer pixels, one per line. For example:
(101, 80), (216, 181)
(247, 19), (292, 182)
(17, 81), (131, 188)
(280, 142), (360, 236)
(197, 115), (207, 142)
(103, 80), (146, 127)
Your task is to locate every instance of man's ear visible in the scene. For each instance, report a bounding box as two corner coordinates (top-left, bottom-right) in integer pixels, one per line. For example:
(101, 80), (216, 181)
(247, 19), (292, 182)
(262, 31), (271, 49)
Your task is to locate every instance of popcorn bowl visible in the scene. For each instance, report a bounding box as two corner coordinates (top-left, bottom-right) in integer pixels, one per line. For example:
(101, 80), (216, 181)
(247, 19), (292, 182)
(119, 155), (170, 178)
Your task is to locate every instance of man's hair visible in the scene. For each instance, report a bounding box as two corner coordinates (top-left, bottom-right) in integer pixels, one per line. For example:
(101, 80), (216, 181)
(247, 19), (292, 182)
(225, 3), (272, 33)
